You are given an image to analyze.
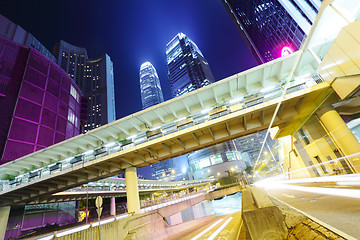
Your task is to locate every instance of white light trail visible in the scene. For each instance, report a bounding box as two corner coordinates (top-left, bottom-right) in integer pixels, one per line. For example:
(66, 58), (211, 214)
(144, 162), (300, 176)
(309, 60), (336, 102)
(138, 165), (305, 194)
(272, 184), (360, 199)
(191, 218), (224, 240)
(207, 217), (233, 240)
(55, 224), (90, 237)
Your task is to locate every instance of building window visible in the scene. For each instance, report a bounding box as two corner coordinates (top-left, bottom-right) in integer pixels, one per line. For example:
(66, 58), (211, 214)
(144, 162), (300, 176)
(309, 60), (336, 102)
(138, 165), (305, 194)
(299, 128), (310, 145)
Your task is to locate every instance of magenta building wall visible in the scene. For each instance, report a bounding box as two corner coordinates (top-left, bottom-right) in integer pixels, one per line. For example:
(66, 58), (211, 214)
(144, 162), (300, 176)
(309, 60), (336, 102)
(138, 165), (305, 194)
(0, 36), (83, 164)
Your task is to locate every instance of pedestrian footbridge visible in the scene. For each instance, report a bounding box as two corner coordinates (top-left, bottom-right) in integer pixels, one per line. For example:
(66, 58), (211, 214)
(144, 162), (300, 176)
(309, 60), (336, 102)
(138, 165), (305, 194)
(0, 39), (332, 207)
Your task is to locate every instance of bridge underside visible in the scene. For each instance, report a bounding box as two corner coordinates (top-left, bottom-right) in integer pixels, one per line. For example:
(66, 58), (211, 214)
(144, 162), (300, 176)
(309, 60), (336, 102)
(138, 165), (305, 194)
(0, 82), (331, 207)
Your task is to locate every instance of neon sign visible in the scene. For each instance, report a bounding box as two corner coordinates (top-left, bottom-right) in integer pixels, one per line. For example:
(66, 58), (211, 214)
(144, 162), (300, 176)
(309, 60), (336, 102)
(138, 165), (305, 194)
(281, 46), (293, 57)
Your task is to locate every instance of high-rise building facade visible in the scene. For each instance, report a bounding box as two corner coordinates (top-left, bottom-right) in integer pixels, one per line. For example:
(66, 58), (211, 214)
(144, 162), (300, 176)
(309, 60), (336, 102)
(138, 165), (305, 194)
(52, 41), (116, 132)
(52, 40), (88, 92)
(166, 33), (215, 97)
(0, 15), (56, 62)
(0, 36), (85, 165)
(149, 33), (215, 180)
(139, 62), (164, 109)
(221, 0), (321, 63)
(85, 54), (116, 131)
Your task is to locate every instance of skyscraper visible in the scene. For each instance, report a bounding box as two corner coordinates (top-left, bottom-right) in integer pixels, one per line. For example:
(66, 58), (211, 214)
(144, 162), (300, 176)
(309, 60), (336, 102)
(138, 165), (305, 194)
(139, 62), (164, 109)
(166, 33), (215, 97)
(52, 40), (88, 90)
(84, 54), (116, 131)
(221, 0), (320, 63)
(0, 36), (85, 165)
(52, 41), (116, 132)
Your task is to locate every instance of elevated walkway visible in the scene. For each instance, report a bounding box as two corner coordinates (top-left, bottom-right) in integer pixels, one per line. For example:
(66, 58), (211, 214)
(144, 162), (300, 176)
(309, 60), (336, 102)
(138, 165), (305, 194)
(0, 78), (330, 207)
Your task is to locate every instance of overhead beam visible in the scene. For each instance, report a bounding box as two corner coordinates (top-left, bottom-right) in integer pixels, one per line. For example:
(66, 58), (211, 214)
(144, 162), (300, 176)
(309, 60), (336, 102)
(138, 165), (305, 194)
(133, 152), (146, 162)
(145, 148), (158, 158)
(161, 143), (172, 153)
(168, 107), (178, 119)
(115, 125), (130, 135)
(137, 115), (153, 128)
(212, 87), (219, 103)
(95, 165), (111, 173)
(225, 122), (231, 135)
(278, 104), (285, 120)
(129, 119), (141, 131)
(82, 168), (99, 177)
(119, 157), (135, 167)
(154, 109), (165, 123)
(192, 133), (200, 145)
(107, 161), (123, 169)
(295, 97), (304, 112)
(181, 99), (190, 113)
(208, 127), (215, 140)
(260, 110), (265, 125)
(176, 138), (185, 149)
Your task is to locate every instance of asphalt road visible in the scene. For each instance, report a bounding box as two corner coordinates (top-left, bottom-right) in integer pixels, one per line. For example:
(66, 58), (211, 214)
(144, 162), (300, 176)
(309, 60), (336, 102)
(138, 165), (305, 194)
(167, 211), (242, 240)
(266, 185), (360, 239)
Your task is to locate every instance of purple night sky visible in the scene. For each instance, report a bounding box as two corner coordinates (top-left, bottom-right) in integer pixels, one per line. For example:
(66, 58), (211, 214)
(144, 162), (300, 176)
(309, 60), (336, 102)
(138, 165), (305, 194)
(0, 0), (257, 178)
(0, 0), (257, 118)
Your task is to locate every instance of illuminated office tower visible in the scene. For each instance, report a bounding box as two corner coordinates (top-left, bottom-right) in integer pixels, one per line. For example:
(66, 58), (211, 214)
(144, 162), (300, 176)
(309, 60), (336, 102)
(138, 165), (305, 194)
(166, 33), (215, 97)
(84, 54), (116, 131)
(53, 41), (116, 132)
(139, 62), (164, 109)
(221, 0), (321, 63)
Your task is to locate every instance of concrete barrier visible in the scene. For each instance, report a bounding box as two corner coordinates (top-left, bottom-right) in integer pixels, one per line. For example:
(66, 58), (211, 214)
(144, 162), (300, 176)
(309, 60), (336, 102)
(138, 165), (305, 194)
(242, 188), (287, 240)
(207, 184), (243, 200)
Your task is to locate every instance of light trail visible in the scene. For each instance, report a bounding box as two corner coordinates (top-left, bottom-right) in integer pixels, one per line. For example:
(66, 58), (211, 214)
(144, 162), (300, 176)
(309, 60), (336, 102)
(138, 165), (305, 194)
(191, 218), (224, 240)
(207, 217), (233, 240)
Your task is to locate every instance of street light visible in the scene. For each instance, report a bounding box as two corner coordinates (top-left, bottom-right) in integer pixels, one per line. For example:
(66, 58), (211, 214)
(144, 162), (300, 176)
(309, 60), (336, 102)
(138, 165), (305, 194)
(171, 169), (175, 174)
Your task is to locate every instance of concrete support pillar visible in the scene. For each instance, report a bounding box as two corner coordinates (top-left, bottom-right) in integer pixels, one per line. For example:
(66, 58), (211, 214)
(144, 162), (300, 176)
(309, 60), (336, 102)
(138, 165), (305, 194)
(317, 106), (360, 173)
(0, 206), (10, 240)
(110, 197), (116, 216)
(278, 136), (311, 179)
(125, 167), (140, 214)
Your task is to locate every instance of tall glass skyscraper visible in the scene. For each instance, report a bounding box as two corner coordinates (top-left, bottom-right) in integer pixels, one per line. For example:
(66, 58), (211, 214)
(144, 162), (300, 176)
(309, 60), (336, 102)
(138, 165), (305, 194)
(53, 41), (116, 132)
(85, 54), (116, 131)
(166, 33), (215, 97)
(139, 62), (164, 109)
(221, 0), (321, 63)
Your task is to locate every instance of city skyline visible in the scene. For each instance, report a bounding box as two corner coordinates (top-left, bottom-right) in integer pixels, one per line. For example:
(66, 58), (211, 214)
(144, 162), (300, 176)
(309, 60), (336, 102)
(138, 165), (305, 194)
(0, 0), (257, 119)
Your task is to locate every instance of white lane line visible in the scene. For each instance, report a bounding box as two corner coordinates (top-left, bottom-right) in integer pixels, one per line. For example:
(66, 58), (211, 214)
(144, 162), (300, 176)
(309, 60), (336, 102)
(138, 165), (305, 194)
(207, 217), (233, 240)
(191, 219), (224, 240)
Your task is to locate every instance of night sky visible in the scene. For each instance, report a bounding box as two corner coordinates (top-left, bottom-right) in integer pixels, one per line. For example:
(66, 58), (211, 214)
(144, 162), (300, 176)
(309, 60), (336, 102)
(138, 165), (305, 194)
(0, 0), (257, 119)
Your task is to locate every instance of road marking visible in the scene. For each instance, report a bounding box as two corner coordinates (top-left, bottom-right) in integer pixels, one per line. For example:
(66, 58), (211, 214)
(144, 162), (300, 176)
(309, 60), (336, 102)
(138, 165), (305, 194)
(191, 218), (223, 240)
(282, 193), (295, 198)
(207, 217), (233, 240)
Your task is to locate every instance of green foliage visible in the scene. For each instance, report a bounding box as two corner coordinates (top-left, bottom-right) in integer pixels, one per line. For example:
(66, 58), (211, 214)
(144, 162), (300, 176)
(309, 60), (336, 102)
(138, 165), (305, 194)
(245, 166), (253, 175)
(139, 194), (151, 200)
(2, 174), (16, 180)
